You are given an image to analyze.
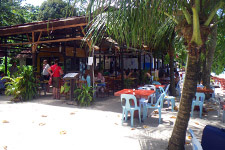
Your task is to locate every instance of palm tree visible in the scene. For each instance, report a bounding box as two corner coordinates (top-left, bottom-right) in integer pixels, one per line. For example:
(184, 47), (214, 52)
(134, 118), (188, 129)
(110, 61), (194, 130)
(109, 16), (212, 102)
(87, 1), (225, 149)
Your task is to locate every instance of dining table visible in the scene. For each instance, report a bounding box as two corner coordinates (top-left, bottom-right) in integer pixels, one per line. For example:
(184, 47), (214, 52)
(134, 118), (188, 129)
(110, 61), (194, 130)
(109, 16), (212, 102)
(114, 89), (155, 118)
(114, 89), (155, 99)
(153, 84), (166, 89)
(196, 87), (214, 94)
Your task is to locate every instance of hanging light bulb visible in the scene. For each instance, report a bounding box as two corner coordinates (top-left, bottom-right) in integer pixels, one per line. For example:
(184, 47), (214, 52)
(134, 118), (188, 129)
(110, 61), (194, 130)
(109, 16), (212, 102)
(59, 42), (62, 53)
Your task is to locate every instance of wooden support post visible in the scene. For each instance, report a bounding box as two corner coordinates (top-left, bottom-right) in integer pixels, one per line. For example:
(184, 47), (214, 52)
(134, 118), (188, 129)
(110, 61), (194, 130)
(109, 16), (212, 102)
(4, 38), (7, 76)
(144, 54), (146, 70)
(121, 49), (124, 89)
(4, 49), (7, 76)
(99, 49), (101, 71)
(63, 42), (67, 74)
(103, 54), (106, 70)
(138, 51), (141, 84)
(32, 32), (36, 67)
(150, 54), (152, 74)
(114, 56), (117, 77)
(154, 57), (156, 70)
(73, 41), (77, 71)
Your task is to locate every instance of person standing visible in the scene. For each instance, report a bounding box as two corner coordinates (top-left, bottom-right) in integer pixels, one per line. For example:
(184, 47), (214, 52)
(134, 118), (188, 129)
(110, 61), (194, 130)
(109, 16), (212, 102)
(42, 60), (50, 80)
(48, 59), (63, 99)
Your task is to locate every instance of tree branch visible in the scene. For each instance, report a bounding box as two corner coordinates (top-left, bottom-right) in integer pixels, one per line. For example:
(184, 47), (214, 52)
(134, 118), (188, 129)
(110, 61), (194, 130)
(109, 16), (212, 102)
(182, 7), (192, 25)
(191, 5), (202, 46)
(210, 17), (225, 28)
(164, 12), (178, 24)
(204, 1), (224, 26)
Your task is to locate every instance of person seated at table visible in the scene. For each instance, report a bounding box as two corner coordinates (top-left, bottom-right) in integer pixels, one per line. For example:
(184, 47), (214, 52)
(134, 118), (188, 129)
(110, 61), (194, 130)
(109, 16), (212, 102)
(0, 71), (6, 94)
(95, 72), (106, 96)
(127, 69), (133, 77)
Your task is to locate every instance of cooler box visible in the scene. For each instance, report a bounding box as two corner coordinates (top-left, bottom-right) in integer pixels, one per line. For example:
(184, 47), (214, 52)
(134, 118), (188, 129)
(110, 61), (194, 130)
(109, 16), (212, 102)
(201, 125), (225, 150)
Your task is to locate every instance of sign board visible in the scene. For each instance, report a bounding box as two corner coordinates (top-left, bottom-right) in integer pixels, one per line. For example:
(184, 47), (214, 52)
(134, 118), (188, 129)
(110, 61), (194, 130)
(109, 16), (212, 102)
(88, 57), (93, 65)
(63, 73), (79, 79)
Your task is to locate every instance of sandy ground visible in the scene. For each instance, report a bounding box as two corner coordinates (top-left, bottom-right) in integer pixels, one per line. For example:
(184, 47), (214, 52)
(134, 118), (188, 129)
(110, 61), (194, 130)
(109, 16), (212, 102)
(0, 88), (225, 150)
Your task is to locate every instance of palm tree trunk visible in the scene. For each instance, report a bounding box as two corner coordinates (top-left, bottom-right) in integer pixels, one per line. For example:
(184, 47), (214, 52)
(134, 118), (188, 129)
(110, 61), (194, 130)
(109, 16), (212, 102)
(202, 19), (217, 91)
(168, 48), (199, 150)
(169, 45), (176, 96)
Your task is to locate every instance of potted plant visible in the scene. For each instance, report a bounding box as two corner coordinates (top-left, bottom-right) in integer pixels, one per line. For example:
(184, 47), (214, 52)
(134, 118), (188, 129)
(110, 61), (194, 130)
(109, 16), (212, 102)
(74, 85), (94, 106)
(60, 82), (70, 100)
(4, 66), (37, 101)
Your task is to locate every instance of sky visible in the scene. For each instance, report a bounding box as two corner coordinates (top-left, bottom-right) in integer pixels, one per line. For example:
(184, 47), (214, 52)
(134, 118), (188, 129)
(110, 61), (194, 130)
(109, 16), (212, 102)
(21, 0), (46, 6)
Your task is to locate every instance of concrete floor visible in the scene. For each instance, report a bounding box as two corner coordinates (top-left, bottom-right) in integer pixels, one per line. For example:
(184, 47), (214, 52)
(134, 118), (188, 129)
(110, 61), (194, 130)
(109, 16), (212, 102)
(0, 88), (225, 150)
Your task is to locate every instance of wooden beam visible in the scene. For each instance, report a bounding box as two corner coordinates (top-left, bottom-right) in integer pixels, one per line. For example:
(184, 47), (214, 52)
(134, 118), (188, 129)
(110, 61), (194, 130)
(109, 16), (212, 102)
(26, 33), (31, 42)
(0, 37), (84, 46)
(80, 26), (92, 49)
(0, 22), (87, 36)
(37, 31), (42, 43)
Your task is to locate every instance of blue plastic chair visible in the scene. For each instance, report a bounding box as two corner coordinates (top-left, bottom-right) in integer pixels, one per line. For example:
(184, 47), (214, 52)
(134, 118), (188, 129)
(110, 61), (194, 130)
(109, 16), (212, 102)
(176, 80), (181, 96)
(159, 85), (175, 112)
(189, 129), (203, 150)
(210, 85), (215, 98)
(191, 92), (205, 118)
(197, 84), (204, 88)
(138, 86), (156, 119)
(152, 81), (161, 85)
(143, 92), (165, 123)
(120, 94), (141, 127)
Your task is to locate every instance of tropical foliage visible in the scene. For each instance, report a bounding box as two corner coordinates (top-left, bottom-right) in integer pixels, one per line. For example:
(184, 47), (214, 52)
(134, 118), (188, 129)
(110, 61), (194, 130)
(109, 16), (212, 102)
(4, 66), (38, 101)
(86, 0), (225, 149)
(38, 0), (87, 20)
(74, 85), (94, 106)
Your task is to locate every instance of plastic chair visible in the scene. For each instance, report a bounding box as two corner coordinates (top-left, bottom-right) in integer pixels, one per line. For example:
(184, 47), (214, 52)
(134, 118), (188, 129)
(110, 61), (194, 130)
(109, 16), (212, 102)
(188, 129), (203, 150)
(138, 86), (156, 118)
(138, 86), (151, 90)
(210, 85), (215, 98)
(159, 85), (175, 112)
(143, 92), (165, 123)
(191, 92), (205, 118)
(197, 84), (204, 88)
(120, 94), (141, 127)
(144, 84), (156, 91)
(152, 81), (161, 85)
(176, 80), (181, 96)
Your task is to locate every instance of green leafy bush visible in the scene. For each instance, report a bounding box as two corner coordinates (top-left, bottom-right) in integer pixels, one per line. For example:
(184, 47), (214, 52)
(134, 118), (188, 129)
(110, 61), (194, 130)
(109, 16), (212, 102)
(74, 85), (94, 106)
(4, 65), (37, 101)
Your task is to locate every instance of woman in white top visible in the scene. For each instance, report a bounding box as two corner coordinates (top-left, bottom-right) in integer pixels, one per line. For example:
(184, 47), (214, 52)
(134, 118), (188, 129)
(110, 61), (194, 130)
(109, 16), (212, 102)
(42, 60), (50, 80)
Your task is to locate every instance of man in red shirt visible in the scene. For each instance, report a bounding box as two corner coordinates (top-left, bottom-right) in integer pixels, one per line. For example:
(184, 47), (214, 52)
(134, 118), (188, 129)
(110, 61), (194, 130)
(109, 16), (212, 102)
(48, 59), (63, 99)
